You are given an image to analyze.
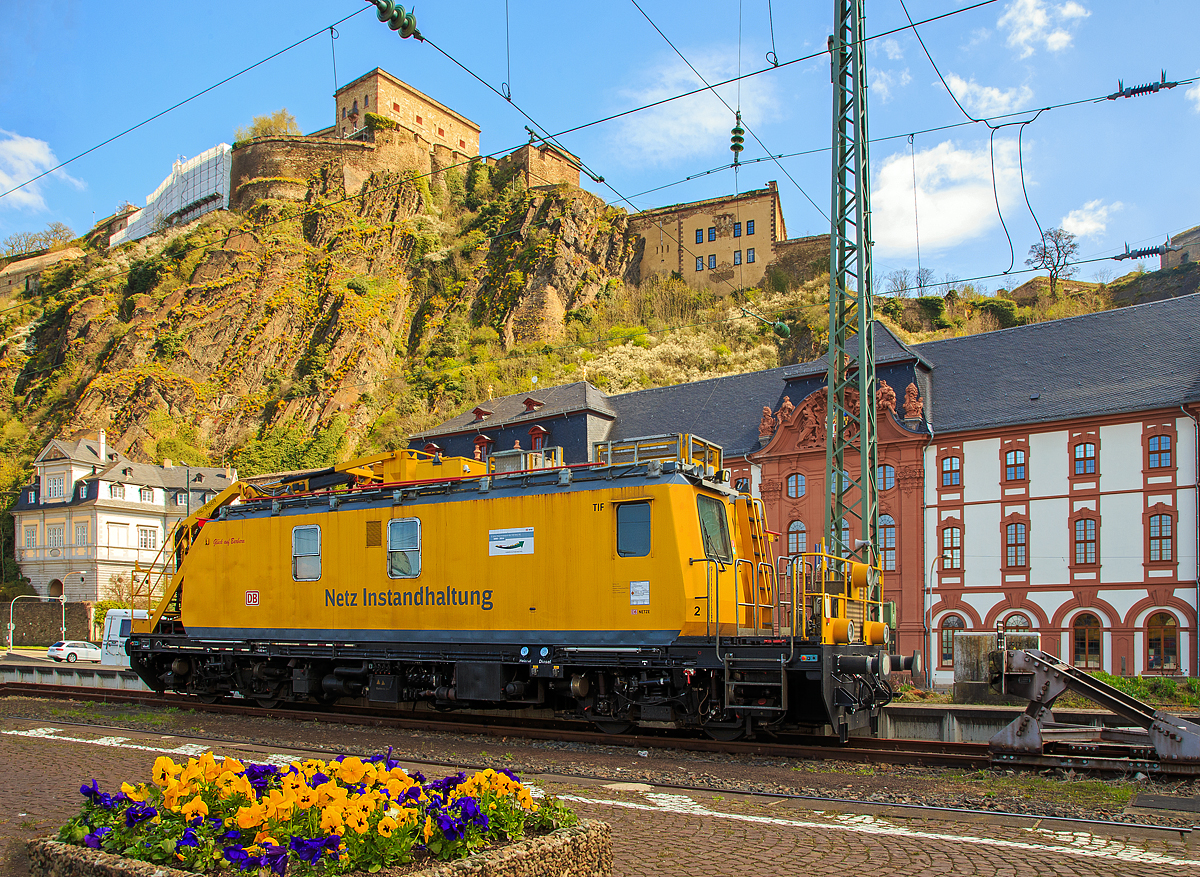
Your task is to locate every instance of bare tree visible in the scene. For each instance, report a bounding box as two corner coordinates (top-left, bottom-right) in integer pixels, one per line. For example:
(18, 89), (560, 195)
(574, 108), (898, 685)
(915, 266), (936, 292)
(1026, 227), (1079, 299)
(884, 268), (913, 298)
(1091, 266), (1114, 286)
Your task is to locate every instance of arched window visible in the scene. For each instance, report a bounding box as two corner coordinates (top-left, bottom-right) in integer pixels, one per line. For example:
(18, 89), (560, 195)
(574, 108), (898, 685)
(1005, 522), (1027, 567)
(840, 517), (850, 548)
(1148, 435), (1172, 469)
(1147, 612), (1178, 672)
(1004, 613), (1031, 632)
(830, 469), (850, 494)
(942, 526), (962, 569)
(877, 464), (895, 491)
(1074, 518), (1097, 565)
(879, 514), (896, 571)
(1073, 613), (1102, 669)
(1074, 442), (1096, 475)
(941, 456), (960, 487)
(787, 521), (806, 556)
(940, 615), (965, 667)
(786, 474), (805, 498)
(1005, 449), (1026, 481)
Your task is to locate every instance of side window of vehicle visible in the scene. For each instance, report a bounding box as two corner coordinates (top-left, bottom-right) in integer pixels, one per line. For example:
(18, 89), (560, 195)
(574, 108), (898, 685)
(293, 525), (321, 581)
(119, 619), (131, 637)
(388, 518), (422, 578)
(617, 502), (651, 557)
(696, 495), (733, 562)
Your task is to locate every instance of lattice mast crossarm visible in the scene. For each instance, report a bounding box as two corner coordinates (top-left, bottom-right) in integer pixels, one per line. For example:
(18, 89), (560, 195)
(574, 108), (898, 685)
(825, 0), (879, 593)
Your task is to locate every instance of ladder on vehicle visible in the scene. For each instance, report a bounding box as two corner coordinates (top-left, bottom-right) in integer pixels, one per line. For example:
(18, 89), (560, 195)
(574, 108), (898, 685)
(722, 652), (789, 713)
(732, 495), (777, 635)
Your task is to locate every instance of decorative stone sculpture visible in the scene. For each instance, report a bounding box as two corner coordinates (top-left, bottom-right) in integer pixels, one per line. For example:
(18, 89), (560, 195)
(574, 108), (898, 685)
(759, 406), (775, 437)
(903, 383), (924, 420)
(775, 395), (795, 427)
(876, 379), (897, 414)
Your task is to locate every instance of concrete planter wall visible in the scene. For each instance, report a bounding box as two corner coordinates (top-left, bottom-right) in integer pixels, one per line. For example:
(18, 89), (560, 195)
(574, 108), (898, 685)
(28, 819), (611, 877)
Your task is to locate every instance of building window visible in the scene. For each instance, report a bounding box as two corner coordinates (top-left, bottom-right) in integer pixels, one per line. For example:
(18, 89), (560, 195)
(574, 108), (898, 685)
(696, 257), (704, 272)
(107, 523), (129, 547)
(617, 502), (651, 557)
(78, 484), (86, 499)
(787, 520), (806, 555)
(880, 514), (897, 571)
(75, 522), (87, 546)
(438, 127), (444, 137)
(24, 526), (36, 549)
(941, 456), (961, 487)
(364, 94), (369, 107)
(733, 222), (742, 237)
(1147, 612), (1178, 672)
(393, 101), (400, 112)
(110, 483), (125, 500)
(387, 518), (422, 577)
(1006, 522), (1027, 567)
(708, 255), (716, 270)
(415, 114), (423, 125)
(877, 464), (895, 490)
(1005, 449), (1026, 481)
(139, 487), (153, 503)
(1149, 435), (1171, 468)
(746, 219), (755, 235)
(138, 527), (157, 550)
(1074, 518), (1097, 564)
(1149, 513), (1173, 561)
(27, 490), (35, 504)
(830, 469), (850, 494)
(695, 229), (703, 244)
(47, 525), (64, 549)
(1074, 442), (1096, 475)
(1004, 613), (1031, 633)
(175, 492), (188, 506)
(746, 248), (755, 263)
(708, 227), (716, 241)
(529, 430), (547, 450)
(47, 475), (63, 498)
(342, 107), (347, 119)
(786, 473), (805, 498)
(940, 615), (965, 667)
(1073, 613), (1102, 669)
(733, 250), (742, 265)
(459, 139), (466, 148)
(293, 525), (322, 581)
(942, 527), (962, 569)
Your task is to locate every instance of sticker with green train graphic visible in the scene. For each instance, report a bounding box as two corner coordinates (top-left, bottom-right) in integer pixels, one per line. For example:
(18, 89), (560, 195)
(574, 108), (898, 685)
(488, 526), (534, 556)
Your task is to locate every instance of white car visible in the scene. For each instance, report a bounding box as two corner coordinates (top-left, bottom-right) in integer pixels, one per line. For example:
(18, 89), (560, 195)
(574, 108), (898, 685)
(47, 641), (102, 663)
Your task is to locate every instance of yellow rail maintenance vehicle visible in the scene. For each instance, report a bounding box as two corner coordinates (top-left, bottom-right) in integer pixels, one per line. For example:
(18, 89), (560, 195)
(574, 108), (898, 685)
(128, 434), (914, 740)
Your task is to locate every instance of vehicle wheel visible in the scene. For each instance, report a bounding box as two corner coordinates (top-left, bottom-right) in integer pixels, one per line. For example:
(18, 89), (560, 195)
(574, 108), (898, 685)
(52, 657), (62, 662)
(255, 697), (281, 709)
(67, 653), (78, 663)
(593, 720), (633, 735)
(195, 694), (219, 704)
(702, 722), (744, 741)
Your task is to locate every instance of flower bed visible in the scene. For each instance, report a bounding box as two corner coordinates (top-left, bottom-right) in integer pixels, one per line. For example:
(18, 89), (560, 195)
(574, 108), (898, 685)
(43, 751), (599, 875)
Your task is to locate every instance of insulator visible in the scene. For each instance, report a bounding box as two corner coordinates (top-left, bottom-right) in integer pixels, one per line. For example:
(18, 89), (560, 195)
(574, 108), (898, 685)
(374, 0), (396, 22)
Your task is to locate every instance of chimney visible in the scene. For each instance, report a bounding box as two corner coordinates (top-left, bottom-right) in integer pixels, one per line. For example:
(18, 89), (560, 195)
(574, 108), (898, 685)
(98, 429), (106, 462)
(162, 458), (173, 468)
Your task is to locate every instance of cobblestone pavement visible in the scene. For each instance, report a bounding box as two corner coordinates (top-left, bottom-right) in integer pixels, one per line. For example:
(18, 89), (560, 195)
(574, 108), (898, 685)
(3, 717), (1200, 877)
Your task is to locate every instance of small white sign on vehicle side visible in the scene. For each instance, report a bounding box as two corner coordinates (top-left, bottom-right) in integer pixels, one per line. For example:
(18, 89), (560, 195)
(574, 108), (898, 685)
(489, 527), (534, 556)
(630, 580), (650, 605)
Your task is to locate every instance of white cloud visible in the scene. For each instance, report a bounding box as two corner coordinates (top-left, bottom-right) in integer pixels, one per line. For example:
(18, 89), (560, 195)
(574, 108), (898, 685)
(611, 51), (776, 167)
(943, 74), (1033, 116)
(0, 129), (82, 211)
(872, 68), (912, 104)
(964, 27), (992, 49)
(997, 0), (1090, 58)
(872, 139), (1023, 256)
(1187, 80), (1200, 113)
(882, 38), (903, 61)
(1060, 199), (1122, 238)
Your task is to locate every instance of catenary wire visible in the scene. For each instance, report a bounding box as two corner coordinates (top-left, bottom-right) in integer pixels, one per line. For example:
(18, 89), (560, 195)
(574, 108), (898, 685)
(0, 7), (370, 203)
(628, 0), (829, 223)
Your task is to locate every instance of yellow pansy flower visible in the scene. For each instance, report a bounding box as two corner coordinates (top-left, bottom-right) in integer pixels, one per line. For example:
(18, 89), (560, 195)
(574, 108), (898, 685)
(377, 815), (397, 837)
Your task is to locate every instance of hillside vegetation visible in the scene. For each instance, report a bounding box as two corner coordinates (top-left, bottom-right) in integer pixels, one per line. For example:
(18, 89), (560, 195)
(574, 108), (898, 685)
(0, 155), (1182, 593)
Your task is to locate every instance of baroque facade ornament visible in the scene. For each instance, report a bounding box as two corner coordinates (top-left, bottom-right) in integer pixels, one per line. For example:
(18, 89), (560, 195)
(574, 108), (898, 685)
(903, 383), (924, 420)
(876, 380), (897, 414)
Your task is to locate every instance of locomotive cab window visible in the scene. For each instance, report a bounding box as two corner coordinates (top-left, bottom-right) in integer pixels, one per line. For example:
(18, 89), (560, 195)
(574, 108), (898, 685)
(617, 502), (651, 557)
(388, 518), (422, 578)
(697, 495), (733, 562)
(292, 525), (321, 581)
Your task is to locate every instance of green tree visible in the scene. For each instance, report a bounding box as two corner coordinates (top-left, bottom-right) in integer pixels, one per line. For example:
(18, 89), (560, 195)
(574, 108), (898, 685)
(234, 109), (301, 142)
(1025, 227), (1079, 299)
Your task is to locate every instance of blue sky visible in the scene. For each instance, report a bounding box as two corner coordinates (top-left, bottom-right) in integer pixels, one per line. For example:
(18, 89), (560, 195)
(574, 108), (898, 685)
(2, 0), (1197, 291)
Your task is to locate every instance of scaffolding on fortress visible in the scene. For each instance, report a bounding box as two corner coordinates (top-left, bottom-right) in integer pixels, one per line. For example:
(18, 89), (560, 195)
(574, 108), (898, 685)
(109, 144), (233, 247)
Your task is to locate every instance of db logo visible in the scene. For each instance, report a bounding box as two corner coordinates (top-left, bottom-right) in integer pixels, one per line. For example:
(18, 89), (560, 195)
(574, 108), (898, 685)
(245, 591), (260, 606)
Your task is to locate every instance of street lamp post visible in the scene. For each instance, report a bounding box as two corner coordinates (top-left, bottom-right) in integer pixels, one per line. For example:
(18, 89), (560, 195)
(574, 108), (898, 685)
(7, 594), (64, 654)
(924, 553), (950, 688)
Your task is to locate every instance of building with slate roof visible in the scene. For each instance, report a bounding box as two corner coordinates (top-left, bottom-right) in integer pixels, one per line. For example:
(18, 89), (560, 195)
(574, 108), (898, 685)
(411, 294), (1200, 680)
(12, 430), (236, 603)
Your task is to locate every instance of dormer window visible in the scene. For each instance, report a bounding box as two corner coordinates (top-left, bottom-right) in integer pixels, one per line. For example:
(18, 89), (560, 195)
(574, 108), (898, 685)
(139, 487), (153, 503)
(528, 425), (549, 450)
(422, 443), (443, 456)
(27, 490), (35, 504)
(110, 483), (125, 500)
(175, 492), (188, 507)
(472, 407), (493, 422)
(473, 435), (494, 461)
(522, 397), (545, 412)
(47, 475), (64, 498)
